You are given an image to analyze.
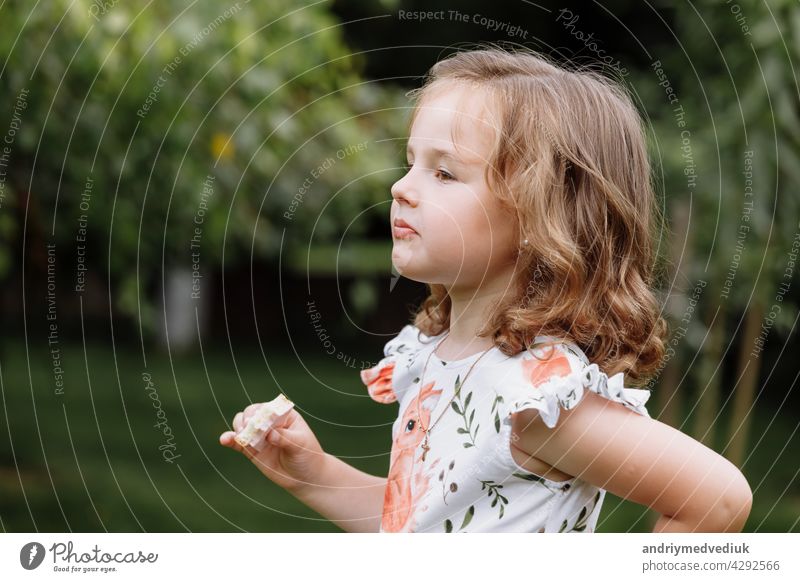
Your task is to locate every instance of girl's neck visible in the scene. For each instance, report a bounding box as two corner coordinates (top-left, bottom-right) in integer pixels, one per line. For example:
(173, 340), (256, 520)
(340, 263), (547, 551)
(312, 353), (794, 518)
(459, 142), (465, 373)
(438, 265), (516, 360)
(434, 331), (495, 362)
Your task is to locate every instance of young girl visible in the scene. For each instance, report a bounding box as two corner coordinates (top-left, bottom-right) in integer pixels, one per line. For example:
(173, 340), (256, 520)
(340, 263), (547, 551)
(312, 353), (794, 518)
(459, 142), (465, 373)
(220, 46), (752, 533)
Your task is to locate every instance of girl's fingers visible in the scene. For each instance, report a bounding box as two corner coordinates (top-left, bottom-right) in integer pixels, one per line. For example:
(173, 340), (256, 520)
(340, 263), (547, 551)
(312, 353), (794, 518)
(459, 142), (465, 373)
(223, 406), (306, 457)
(219, 431), (239, 448)
(269, 426), (303, 453)
(219, 431), (257, 460)
(266, 429), (281, 446)
(232, 411), (244, 432)
(232, 403), (297, 435)
(277, 408), (299, 430)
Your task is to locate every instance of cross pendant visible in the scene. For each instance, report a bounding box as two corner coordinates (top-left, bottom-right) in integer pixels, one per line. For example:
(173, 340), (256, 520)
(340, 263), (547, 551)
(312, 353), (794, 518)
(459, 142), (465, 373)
(420, 434), (430, 462)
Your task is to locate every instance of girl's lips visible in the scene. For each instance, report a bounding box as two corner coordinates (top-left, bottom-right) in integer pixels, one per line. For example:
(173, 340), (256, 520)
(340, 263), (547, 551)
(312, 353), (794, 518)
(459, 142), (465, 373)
(392, 226), (418, 240)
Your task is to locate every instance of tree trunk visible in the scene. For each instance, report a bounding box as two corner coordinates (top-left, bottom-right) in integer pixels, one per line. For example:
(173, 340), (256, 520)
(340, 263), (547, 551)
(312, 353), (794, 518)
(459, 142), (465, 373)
(157, 266), (209, 352)
(647, 199), (689, 532)
(725, 298), (765, 466)
(655, 199), (691, 427)
(691, 295), (724, 448)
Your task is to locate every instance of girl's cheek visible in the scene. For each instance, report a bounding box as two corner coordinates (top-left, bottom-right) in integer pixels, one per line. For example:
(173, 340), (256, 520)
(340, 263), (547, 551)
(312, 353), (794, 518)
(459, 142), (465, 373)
(436, 234), (468, 260)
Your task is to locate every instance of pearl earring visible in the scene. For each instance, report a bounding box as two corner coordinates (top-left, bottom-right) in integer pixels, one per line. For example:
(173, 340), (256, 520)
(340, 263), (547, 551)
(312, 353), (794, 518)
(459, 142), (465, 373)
(518, 238), (529, 254)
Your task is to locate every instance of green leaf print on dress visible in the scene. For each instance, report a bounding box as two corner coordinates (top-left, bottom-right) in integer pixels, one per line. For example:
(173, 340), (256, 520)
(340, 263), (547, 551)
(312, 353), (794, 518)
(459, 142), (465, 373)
(437, 459), (458, 505)
(558, 490), (602, 532)
(490, 391), (504, 433)
(444, 505), (475, 532)
(451, 374), (479, 447)
(479, 480), (509, 519)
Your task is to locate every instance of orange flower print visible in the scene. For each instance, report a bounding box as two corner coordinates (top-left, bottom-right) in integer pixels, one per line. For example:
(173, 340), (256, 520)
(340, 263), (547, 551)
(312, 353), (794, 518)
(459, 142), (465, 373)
(521, 346), (572, 388)
(361, 362), (396, 403)
(382, 381), (442, 532)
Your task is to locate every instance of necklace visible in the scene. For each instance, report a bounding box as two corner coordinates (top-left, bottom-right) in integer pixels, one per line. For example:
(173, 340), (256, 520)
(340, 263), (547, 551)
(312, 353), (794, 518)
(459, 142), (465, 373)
(416, 333), (494, 462)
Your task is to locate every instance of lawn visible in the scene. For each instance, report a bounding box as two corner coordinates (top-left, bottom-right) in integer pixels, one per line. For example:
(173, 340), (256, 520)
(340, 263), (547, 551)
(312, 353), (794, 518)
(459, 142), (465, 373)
(0, 340), (795, 532)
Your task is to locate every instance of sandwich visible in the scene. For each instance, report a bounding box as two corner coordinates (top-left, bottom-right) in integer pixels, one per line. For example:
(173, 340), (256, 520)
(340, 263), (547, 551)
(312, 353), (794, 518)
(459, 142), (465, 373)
(234, 393), (295, 451)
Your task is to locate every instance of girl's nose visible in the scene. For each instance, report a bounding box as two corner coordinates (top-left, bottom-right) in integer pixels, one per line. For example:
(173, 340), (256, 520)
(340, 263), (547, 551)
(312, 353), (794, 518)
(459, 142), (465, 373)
(391, 170), (419, 207)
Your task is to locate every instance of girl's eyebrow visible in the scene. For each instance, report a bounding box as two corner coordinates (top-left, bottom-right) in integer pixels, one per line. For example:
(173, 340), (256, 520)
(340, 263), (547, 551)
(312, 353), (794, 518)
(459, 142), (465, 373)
(405, 144), (465, 164)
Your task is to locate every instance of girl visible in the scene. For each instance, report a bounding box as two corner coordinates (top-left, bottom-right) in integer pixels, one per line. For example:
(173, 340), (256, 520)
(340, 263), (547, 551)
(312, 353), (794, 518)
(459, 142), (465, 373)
(220, 46), (752, 533)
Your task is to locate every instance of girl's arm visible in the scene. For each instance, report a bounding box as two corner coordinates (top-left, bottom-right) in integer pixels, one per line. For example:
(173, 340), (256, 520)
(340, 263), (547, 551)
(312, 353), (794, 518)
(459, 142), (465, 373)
(286, 453), (387, 533)
(221, 404), (386, 533)
(512, 390), (753, 532)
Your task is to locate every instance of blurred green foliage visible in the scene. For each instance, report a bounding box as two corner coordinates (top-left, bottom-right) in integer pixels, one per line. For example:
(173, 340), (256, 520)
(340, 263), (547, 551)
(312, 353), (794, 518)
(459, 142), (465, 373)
(2, 0), (798, 533)
(0, 0), (406, 332)
(634, 0), (799, 335)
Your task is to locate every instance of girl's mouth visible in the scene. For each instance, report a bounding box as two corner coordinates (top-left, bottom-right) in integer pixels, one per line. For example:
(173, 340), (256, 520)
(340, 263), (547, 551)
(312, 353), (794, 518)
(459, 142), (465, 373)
(393, 218), (418, 240)
(393, 226), (418, 239)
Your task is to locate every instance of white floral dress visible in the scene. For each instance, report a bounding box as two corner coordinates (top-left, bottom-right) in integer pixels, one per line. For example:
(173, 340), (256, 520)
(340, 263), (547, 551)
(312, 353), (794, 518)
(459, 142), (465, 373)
(359, 324), (652, 533)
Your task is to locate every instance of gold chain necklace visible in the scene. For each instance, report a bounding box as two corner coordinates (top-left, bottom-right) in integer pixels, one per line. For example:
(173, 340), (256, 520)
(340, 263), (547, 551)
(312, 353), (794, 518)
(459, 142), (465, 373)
(416, 333), (494, 462)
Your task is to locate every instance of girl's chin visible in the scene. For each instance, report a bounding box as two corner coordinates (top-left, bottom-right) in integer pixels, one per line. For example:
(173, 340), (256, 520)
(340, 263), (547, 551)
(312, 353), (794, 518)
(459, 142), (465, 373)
(391, 246), (422, 277)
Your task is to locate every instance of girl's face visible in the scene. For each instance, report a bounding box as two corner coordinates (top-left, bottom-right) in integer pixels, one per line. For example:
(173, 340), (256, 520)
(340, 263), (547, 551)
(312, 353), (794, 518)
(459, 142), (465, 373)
(390, 83), (517, 288)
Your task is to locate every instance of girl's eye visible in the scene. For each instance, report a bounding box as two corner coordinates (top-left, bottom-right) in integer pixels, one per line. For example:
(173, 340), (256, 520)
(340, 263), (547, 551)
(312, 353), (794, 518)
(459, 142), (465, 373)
(435, 168), (455, 182)
(403, 161), (455, 183)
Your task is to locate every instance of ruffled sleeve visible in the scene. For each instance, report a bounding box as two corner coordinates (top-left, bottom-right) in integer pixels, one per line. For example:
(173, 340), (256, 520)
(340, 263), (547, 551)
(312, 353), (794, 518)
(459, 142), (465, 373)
(360, 324), (427, 404)
(507, 341), (651, 429)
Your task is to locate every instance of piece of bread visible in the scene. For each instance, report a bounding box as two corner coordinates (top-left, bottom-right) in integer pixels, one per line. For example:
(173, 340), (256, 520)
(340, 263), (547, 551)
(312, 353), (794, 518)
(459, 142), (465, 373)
(234, 394), (295, 451)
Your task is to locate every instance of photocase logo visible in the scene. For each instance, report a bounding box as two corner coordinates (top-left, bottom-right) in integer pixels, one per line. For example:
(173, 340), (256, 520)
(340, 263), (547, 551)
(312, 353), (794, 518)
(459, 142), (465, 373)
(20, 542), (46, 570)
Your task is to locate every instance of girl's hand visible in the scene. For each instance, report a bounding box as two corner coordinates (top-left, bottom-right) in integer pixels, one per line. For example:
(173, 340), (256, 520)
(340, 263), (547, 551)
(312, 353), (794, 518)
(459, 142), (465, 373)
(219, 403), (326, 493)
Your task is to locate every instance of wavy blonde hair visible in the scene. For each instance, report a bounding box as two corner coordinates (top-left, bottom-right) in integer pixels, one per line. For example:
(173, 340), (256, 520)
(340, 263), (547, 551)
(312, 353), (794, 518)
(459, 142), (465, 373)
(407, 45), (669, 387)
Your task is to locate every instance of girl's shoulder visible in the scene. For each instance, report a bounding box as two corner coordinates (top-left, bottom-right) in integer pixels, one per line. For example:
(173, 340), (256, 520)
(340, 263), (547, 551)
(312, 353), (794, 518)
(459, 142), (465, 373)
(359, 327), (653, 427)
(359, 324), (435, 404)
(488, 336), (653, 429)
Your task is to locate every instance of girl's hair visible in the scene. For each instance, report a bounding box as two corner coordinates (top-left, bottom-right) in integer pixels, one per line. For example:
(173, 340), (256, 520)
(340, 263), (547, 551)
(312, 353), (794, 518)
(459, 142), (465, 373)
(407, 45), (669, 387)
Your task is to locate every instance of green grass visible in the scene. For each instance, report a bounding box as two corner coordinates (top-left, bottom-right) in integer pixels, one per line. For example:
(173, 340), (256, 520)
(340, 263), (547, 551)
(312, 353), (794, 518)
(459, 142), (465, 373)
(0, 340), (395, 532)
(0, 341), (795, 532)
